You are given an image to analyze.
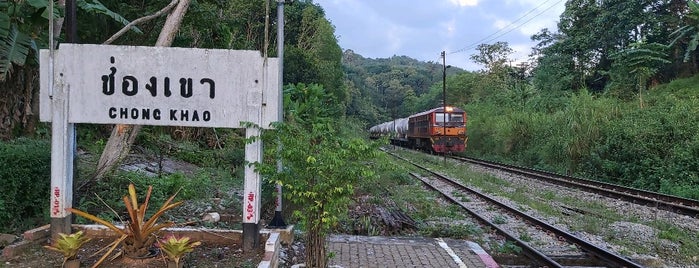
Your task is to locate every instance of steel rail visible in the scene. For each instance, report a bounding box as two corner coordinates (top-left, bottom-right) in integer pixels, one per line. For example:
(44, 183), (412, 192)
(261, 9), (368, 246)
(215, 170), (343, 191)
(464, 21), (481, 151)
(408, 171), (563, 268)
(453, 155), (699, 218)
(389, 151), (644, 268)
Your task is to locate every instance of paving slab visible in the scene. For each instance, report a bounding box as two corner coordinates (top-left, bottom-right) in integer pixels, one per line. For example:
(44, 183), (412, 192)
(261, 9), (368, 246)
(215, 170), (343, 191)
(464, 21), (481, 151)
(327, 235), (499, 268)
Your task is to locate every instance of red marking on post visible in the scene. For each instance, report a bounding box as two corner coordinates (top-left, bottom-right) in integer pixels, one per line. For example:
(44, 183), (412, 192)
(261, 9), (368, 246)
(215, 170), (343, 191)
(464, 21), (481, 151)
(52, 187), (61, 216)
(246, 203), (254, 220)
(246, 192), (256, 220)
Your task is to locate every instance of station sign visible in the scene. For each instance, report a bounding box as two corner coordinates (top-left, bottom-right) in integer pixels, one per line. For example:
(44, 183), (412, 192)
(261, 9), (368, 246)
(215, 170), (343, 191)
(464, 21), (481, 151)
(40, 44), (278, 128)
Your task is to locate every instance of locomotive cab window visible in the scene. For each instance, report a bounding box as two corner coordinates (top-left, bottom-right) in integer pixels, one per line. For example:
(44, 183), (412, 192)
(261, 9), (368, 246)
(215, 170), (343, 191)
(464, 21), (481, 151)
(435, 113), (446, 125)
(435, 113), (464, 126)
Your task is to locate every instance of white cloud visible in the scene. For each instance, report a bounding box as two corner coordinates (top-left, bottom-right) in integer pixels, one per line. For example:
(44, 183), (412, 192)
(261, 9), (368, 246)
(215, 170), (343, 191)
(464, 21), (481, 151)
(315, 0), (567, 71)
(442, 19), (458, 37)
(510, 43), (533, 62)
(449, 0), (478, 7)
(493, 19), (510, 30)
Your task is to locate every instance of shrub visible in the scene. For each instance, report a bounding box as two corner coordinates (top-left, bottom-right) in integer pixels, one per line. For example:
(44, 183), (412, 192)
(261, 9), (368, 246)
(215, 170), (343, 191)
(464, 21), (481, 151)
(258, 83), (379, 268)
(75, 171), (210, 219)
(0, 138), (50, 233)
(584, 94), (699, 195)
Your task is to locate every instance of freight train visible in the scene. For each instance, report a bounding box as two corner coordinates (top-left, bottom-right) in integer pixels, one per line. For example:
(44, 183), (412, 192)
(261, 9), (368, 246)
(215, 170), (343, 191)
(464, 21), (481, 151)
(369, 106), (467, 153)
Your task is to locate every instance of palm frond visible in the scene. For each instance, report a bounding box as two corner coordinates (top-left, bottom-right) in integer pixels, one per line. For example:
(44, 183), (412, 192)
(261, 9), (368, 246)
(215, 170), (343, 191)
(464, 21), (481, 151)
(0, 26), (33, 81)
(24, 0), (61, 19)
(0, 13), (9, 38)
(669, 25), (692, 46)
(77, 0), (143, 34)
(687, 34), (699, 62)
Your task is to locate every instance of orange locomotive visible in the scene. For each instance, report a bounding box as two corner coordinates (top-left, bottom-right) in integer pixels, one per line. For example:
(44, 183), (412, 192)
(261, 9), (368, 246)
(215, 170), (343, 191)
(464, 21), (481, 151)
(369, 106), (467, 153)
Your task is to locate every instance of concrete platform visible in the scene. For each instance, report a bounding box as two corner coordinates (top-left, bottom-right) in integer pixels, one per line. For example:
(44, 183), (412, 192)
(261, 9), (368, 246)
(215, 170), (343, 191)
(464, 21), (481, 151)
(327, 235), (499, 268)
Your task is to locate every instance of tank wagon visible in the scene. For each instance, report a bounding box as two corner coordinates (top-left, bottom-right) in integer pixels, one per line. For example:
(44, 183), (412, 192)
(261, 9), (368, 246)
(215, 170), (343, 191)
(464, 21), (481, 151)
(369, 106), (467, 153)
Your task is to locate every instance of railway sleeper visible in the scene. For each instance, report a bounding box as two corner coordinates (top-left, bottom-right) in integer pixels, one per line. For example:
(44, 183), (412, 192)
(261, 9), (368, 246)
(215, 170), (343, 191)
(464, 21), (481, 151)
(494, 253), (610, 267)
(549, 254), (610, 267)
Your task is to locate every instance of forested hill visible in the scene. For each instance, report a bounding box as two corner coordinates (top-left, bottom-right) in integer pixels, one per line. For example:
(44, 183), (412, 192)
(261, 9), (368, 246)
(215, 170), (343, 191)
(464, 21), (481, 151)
(341, 49), (467, 125)
(2, 0), (699, 200)
(336, 0), (699, 200)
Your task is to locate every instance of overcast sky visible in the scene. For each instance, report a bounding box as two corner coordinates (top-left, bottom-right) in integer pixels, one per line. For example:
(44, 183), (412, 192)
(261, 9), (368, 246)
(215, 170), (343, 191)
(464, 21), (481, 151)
(313, 0), (567, 71)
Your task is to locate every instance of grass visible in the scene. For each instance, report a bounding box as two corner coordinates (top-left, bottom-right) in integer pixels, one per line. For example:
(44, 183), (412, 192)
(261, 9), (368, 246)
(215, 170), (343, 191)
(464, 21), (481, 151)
(492, 215), (507, 224)
(518, 230), (532, 242)
(495, 241), (522, 255)
(651, 221), (699, 263)
(451, 190), (470, 202)
(352, 149), (481, 239)
(418, 223), (482, 239)
(386, 147), (699, 265)
(67, 126), (251, 231)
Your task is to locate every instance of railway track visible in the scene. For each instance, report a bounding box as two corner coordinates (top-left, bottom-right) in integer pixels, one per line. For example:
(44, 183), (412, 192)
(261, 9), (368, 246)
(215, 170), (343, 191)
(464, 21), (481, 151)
(451, 155), (699, 218)
(388, 151), (643, 267)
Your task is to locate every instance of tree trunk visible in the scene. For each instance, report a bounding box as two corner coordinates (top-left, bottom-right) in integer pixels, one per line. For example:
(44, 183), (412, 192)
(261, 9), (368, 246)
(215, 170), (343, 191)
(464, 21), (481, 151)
(22, 67), (38, 136)
(92, 0), (191, 180)
(305, 222), (327, 268)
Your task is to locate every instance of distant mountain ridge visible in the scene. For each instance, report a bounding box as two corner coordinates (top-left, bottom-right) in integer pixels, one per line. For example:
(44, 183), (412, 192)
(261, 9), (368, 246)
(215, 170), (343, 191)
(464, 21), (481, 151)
(341, 49), (466, 125)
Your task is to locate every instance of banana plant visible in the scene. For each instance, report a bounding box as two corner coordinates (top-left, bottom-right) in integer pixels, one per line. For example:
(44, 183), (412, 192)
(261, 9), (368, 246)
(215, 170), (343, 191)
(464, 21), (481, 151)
(670, 0), (699, 62)
(0, 0), (140, 81)
(0, 0), (41, 81)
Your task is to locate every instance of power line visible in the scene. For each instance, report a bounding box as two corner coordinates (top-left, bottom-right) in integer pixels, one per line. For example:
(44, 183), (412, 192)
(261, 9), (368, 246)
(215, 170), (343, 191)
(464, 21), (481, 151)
(450, 0), (553, 54)
(449, 0), (564, 55)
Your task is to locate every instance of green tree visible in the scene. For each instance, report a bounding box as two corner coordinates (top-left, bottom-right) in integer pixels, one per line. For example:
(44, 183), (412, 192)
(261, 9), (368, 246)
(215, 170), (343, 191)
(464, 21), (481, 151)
(534, 0), (687, 92)
(258, 83), (377, 268)
(467, 42), (514, 105)
(0, 0), (137, 80)
(0, 1), (37, 81)
(469, 41), (513, 74)
(670, 0), (699, 64)
(285, 1), (346, 112)
(0, 0), (135, 138)
(0, 0), (42, 138)
(609, 41), (670, 107)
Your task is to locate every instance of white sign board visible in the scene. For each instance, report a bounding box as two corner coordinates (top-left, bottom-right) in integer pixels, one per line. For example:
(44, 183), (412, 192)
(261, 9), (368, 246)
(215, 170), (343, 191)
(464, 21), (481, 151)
(40, 44), (278, 233)
(40, 44), (278, 128)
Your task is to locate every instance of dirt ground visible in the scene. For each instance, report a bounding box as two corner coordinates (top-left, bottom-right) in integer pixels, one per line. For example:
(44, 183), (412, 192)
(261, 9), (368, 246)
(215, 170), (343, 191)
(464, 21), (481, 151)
(2, 236), (265, 268)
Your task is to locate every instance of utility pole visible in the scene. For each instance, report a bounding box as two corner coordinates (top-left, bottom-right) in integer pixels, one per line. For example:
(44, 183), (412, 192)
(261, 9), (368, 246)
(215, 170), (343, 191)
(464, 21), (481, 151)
(66, 0), (79, 237)
(441, 51), (447, 165)
(268, 0), (287, 228)
(66, 0), (77, 43)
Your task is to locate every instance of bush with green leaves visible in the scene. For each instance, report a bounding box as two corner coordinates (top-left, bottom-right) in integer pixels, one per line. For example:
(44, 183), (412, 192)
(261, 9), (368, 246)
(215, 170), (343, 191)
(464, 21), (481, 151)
(584, 93), (699, 197)
(464, 71), (699, 199)
(0, 138), (50, 234)
(257, 83), (378, 268)
(74, 171), (214, 223)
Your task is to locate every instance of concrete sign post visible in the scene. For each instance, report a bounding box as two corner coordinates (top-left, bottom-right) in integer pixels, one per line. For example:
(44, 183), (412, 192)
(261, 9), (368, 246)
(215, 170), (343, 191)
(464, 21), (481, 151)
(40, 44), (278, 249)
(46, 72), (76, 237)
